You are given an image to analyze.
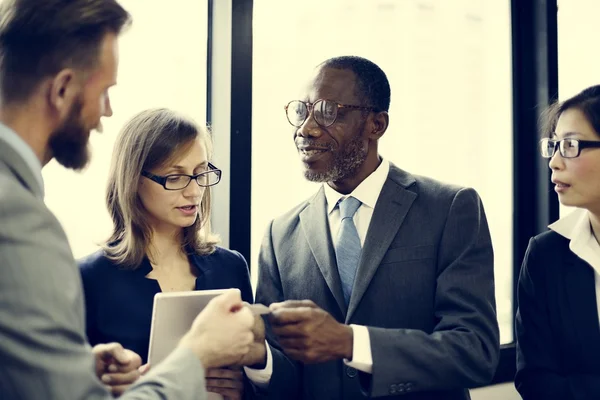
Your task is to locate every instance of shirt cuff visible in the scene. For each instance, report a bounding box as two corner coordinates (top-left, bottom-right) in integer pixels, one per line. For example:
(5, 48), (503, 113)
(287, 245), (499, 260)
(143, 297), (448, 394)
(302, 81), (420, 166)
(343, 324), (373, 374)
(243, 341), (272, 388)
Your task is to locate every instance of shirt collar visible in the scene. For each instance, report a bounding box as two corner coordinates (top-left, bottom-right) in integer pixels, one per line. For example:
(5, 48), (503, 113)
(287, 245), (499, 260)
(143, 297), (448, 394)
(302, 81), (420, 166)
(549, 208), (588, 240)
(550, 208), (600, 275)
(324, 158), (390, 214)
(0, 122), (45, 196)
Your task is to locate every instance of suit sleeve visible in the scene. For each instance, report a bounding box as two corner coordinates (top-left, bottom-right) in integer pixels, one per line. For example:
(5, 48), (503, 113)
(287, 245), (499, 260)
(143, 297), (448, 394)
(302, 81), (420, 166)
(250, 220), (303, 400)
(365, 187), (500, 396)
(515, 237), (600, 400)
(0, 182), (206, 400)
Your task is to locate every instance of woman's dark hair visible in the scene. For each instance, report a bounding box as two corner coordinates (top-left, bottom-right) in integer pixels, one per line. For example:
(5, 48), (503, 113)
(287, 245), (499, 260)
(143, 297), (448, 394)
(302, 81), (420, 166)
(542, 85), (600, 138)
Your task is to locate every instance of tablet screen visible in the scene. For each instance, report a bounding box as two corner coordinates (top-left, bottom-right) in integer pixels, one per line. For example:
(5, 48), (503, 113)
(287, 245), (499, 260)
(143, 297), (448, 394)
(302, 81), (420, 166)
(147, 289), (233, 366)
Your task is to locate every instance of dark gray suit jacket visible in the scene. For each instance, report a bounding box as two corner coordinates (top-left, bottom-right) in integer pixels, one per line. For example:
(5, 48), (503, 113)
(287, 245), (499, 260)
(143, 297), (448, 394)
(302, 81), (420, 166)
(0, 135), (207, 399)
(255, 162), (500, 399)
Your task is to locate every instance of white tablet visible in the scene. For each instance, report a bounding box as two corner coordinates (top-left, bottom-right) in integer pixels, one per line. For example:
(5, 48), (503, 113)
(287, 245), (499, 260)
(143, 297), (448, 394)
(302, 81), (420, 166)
(147, 288), (234, 366)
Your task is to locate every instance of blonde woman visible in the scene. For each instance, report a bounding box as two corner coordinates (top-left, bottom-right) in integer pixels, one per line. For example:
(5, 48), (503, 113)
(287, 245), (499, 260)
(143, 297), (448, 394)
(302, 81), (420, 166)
(79, 108), (251, 399)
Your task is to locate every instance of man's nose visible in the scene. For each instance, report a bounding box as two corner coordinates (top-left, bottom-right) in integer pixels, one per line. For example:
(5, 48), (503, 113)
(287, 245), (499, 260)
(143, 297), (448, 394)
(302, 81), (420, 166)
(296, 112), (323, 138)
(104, 95), (113, 117)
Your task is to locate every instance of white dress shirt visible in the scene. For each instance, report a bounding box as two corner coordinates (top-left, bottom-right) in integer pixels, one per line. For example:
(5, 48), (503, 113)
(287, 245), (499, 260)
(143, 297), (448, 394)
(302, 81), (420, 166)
(245, 159), (390, 384)
(548, 208), (600, 325)
(0, 122), (44, 196)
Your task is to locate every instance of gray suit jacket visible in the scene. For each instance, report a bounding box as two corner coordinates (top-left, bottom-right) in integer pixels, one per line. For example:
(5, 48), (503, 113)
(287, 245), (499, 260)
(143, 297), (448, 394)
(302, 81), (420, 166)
(255, 162), (500, 400)
(0, 136), (207, 399)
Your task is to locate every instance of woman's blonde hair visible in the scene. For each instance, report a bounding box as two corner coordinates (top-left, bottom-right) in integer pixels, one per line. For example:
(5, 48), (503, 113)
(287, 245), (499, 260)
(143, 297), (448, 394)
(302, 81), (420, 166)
(103, 108), (219, 268)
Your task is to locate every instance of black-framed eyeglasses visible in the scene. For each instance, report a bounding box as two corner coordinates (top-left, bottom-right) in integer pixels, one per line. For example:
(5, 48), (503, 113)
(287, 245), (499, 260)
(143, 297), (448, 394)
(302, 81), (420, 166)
(540, 138), (600, 159)
(284, 99), (378, 128)
(141, 162), (222, 190)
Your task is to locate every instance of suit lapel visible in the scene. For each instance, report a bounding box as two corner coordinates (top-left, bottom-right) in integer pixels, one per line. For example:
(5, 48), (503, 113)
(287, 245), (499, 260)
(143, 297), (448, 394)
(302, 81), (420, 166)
(299, 187), (347, 315)
(346, 165), (417, 321)
(563, 252), (600, 366)
(0, 136), (43, 199)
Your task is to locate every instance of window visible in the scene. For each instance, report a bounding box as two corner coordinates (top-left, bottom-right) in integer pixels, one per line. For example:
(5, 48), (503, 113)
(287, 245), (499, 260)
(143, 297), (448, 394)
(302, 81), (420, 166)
(558, 0), (600, 102)
(251, 0), (514, 344)
(43, 0), (208, 259)
(557, 0), (600, 216)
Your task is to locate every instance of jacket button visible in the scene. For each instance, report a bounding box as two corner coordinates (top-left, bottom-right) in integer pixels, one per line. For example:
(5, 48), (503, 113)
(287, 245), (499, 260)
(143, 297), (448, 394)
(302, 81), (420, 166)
(346, 366), (357, 378)
(389, 384), (397, 394)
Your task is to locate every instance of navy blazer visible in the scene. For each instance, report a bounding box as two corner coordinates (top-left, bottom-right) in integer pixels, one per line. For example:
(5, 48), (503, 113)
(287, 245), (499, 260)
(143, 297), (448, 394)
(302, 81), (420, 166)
(515, 230), (600, 400)
(79, 247), (253, 363)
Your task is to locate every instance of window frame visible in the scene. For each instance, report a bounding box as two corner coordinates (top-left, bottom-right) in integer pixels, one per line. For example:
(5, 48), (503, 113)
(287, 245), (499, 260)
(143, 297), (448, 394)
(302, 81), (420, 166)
(210, 0), (560, 386)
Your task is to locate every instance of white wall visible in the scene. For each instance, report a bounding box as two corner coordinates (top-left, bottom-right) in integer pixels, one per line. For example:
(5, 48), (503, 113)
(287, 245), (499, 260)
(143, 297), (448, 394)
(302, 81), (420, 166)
(557, 0), (600, 218)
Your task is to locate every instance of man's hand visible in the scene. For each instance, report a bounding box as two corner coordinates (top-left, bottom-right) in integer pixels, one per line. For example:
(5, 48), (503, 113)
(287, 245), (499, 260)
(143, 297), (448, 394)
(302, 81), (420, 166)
(269, 300), (353, 364)
(206, 367), (245, 400)
(179, 289), (255, 369)
(92, 343), (143, 397)
(238, 314), (267, 367)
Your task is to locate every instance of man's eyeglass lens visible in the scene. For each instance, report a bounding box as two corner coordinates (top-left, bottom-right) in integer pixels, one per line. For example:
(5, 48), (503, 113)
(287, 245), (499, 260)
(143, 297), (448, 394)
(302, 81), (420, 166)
(286, 100), (338, 127)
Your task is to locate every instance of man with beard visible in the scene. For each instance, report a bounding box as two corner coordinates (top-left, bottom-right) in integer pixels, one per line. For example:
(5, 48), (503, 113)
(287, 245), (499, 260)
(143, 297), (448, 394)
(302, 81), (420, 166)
(246, 56), (500, 399)
(0, 1), (256, 399)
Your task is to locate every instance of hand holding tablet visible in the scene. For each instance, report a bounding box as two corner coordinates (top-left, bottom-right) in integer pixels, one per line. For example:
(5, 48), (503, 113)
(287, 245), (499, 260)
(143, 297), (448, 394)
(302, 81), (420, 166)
(149, 289), (255, 370)
(148, 290), (271, 372)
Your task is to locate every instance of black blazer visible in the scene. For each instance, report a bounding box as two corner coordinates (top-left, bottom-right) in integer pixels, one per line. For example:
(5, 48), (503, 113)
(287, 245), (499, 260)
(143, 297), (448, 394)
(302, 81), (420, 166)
(515, 230), (600, 400)
(79, 247), (253, 363)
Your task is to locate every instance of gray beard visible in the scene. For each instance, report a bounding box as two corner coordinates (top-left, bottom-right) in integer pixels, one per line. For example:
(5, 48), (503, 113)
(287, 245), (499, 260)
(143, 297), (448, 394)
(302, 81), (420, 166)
(303, 133), (368, 183)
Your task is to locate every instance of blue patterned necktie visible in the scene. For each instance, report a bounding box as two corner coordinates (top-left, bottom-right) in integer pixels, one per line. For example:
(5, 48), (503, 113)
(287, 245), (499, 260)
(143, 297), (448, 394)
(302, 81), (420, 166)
(334, 196), (362, 305)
